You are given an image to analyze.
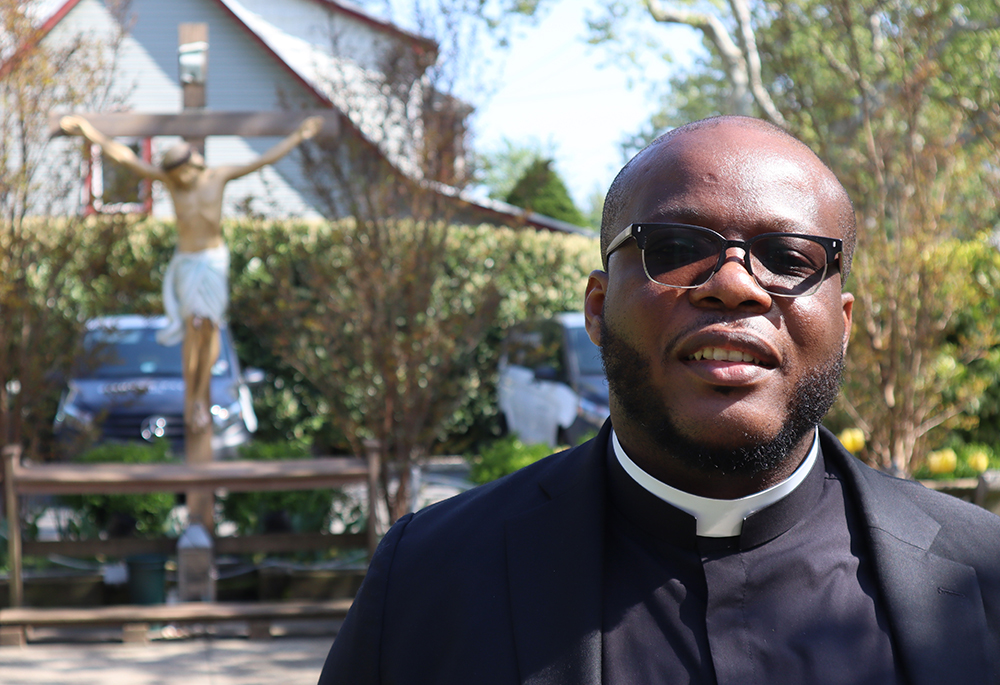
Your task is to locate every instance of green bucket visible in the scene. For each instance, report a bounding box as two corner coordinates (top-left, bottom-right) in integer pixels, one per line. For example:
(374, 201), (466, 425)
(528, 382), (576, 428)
(126, 554), (167, 605)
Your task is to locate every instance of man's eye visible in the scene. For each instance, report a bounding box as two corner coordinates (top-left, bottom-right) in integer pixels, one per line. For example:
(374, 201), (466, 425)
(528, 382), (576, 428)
(757, 243), (822, 276)
(649, 239), (713, 269)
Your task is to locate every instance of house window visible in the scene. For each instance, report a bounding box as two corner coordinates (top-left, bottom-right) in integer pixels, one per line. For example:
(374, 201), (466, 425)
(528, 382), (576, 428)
(86, 139), (153, 215)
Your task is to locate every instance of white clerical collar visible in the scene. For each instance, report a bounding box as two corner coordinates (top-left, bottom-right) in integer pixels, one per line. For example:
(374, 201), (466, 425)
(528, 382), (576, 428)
(612, 427), (820, 538)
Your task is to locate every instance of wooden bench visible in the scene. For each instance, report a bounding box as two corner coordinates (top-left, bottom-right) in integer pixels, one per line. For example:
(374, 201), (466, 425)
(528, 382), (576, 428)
(1, 444), (379, 638)
(0, 598), (354, 646)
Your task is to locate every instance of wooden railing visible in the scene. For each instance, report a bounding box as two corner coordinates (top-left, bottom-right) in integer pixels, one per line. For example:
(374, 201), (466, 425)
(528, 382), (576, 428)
(1, 444), (380, 610)
(918, 472), (1000, 512)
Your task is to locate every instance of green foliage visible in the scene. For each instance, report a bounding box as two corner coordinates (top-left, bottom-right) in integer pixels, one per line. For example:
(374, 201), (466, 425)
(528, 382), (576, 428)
(227, 218), (595, 456)
(505, 158), (585, 226)
(218, 441), (360, 536)
(912, 442), (1000, 481)
(1, 215), (174, 460)
(741, 3), (1000, 471)
(467, 435), (553, 484)
(476, 137), (556, 201)
(60, 440), (177, 539)
(9, 217), (595, 480)
(0, 0), (137, 458)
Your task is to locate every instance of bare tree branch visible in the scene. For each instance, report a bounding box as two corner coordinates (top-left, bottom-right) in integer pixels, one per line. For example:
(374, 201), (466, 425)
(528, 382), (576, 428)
(727, 0), (786, 126)
(643, 0), (786, 125)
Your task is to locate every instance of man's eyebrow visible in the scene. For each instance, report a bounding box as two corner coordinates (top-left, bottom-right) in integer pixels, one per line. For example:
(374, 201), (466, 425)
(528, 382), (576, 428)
(643, 206), (710, 225)
(643, 207), (813, 234)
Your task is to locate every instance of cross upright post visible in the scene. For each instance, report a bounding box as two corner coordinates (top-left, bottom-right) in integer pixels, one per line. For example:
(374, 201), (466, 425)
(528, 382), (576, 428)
(177, 22), (214, 530)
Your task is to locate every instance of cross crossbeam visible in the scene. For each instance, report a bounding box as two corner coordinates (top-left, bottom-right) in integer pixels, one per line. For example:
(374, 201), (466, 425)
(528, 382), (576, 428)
(49, 109), (340, 139)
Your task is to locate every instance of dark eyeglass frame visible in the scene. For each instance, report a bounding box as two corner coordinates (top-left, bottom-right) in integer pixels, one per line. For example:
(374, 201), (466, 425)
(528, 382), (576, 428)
(604, 223), (844, 298)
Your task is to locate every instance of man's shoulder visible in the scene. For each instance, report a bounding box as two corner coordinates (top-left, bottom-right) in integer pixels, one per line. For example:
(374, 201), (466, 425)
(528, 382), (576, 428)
(358, 437), (603, 599)
(822, 428), (1000, 551)
(407, 438), (600, 537)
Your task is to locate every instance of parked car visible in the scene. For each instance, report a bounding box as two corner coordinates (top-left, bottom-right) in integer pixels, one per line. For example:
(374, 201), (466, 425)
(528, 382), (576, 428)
(53, 315), (261, 459)
(497, 312), (609, 447)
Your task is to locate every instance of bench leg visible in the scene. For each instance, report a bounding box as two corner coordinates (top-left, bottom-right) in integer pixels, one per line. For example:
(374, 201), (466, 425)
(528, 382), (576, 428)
(122, 623), (150, 644)
(248, 620), (272, 640)
(0, 625), (27, 647)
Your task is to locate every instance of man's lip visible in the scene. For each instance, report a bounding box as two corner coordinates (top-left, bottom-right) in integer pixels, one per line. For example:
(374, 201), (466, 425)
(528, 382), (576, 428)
(675, 330), (780, 369)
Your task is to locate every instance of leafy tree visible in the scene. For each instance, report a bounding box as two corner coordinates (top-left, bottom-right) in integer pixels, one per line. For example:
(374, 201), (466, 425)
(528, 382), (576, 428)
(0, 0), (135, 457)
(762, 1), (1000, 474)
(505, 158), (585, 226)
(476, 137), (556, 200)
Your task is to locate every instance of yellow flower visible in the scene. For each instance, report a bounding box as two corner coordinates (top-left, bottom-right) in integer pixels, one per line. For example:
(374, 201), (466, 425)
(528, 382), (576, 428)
(926, 449), (958, 475)
(967, 449), (990, 473)
(838, 427), (866, 454)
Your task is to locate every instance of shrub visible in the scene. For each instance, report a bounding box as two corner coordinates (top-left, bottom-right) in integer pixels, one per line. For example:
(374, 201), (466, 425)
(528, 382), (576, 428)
(468, 436), (553, 485)
(60, 440), (177, 539)
(912, 442), (1000, 480)
(218, 441), (363, 536)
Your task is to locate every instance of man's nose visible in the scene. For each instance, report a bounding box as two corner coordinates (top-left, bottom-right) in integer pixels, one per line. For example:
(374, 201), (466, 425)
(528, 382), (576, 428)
(689, 248), (773, 310)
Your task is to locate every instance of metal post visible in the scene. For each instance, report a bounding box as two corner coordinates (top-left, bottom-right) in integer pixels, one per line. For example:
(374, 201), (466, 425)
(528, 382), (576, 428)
(3, 445), (23, 608)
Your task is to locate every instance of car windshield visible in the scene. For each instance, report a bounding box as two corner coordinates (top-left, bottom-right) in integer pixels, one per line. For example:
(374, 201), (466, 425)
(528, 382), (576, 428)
(81, 326), (231, 379)
(569, 327), (603, 376)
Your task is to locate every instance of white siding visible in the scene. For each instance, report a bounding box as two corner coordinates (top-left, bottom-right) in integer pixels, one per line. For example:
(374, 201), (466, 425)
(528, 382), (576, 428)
(46, 0), (353, 219)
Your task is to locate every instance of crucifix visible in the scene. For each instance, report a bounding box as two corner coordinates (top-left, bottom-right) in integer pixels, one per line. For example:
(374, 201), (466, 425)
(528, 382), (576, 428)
(54, 23), (338, 527)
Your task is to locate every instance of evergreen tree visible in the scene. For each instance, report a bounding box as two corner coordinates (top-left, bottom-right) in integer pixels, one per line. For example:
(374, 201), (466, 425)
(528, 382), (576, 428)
(505, 158), (585, 226)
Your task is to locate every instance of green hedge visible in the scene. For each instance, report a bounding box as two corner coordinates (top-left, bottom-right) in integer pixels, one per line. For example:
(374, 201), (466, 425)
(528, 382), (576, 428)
(224, 219), (596, 453)
(9, 216), (597, 458)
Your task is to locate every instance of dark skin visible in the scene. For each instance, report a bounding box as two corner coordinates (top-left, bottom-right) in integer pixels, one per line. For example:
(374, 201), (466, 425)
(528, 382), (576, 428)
(584, 119), (855, 499)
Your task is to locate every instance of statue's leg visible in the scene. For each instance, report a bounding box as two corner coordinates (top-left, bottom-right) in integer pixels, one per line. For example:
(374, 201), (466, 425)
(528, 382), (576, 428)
(182, 316), (219, 433)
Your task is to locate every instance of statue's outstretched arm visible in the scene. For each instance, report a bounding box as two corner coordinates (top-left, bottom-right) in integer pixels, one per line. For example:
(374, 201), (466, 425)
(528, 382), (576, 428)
(218, 116), (324, 182)
(60, 115), (168, 181)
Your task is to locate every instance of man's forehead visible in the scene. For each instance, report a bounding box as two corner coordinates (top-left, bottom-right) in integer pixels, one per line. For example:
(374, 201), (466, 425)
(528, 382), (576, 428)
(621, 124), (838, 221)
(634, 122), (810, 176)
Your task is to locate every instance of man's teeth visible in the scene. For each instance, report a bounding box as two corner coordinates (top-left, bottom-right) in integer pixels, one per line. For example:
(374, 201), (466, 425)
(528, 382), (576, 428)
(689, 348), (763, 364)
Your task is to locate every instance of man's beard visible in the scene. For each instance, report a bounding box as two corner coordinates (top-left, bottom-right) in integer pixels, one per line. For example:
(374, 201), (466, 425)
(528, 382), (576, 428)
(599, 316), (844, 478)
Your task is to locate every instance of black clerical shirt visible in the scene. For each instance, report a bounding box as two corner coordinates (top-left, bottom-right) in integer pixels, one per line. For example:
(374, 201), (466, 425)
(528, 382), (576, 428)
(602, 441), (900, 684)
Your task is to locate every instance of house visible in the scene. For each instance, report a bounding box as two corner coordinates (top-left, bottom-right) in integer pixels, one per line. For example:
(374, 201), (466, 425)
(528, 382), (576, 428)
(18, 0), (589, 233)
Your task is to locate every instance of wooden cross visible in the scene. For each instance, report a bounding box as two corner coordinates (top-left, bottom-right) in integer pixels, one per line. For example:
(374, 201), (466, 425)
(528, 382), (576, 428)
(48, 109), (341, 141)
(50, 23), (338, 529)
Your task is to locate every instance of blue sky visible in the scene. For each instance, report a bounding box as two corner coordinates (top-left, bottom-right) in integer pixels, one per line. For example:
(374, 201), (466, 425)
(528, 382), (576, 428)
(469, 0), (700, 208)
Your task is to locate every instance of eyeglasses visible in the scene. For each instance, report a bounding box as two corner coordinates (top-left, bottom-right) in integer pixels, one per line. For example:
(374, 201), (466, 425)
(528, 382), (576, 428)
(605, 223), (843, 298)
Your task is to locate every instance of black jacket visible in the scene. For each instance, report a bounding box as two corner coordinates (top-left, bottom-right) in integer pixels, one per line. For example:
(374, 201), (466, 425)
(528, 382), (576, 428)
(319, 422), (1000, 684)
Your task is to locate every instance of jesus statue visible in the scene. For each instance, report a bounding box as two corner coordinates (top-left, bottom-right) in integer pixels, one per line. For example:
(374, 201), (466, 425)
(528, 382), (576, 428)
(60, 114), (323, 435)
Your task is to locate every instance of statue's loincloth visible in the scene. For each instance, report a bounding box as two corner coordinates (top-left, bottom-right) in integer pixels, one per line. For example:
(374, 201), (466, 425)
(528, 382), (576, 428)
(156, 244), (229, 346)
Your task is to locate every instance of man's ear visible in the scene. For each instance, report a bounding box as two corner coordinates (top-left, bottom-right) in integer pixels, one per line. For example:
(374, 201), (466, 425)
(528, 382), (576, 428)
(584, 270), (608, 347)
(841, 291), (854, 356)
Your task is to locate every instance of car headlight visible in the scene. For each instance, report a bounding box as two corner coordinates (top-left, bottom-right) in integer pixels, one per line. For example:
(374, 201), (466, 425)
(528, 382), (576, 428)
(211, 399), (243, 431)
